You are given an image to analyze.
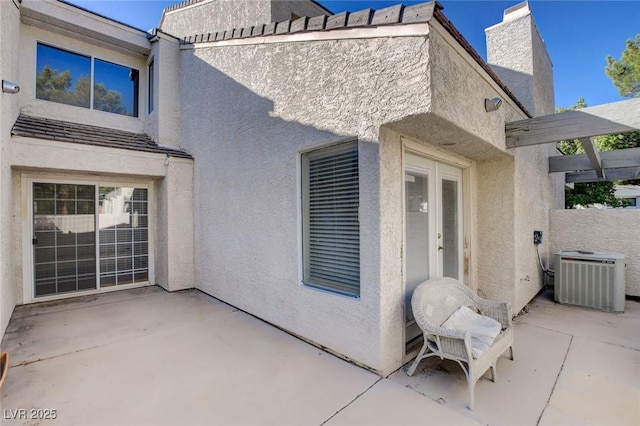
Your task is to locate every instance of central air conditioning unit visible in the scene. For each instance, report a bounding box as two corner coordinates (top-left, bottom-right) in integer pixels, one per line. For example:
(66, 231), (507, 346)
(554, 250), (626, 313)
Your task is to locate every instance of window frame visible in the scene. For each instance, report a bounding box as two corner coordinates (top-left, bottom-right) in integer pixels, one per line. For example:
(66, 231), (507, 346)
(22, 174), (155, 304)
(147, 57), (155, 114)
(35, 41), (140, 118)
(300, 139), (361, 298)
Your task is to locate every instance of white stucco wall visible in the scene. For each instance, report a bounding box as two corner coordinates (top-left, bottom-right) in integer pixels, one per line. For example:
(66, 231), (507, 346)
(156, 157), (195, 292)
(427, 22), (559, 314)
(160, 0), (272, 38)
(429, 24), (528, 155)
(180, 13), (561, 372)
(550, 209), (640, 297)
(181, 32), (432, 374)
(512, 144), (561, 312)
(485, 2), (554, 117)
(483, 4), (560, 312)
(271, 0), (331, 22)
(146, 32), (183, 149)
(160, 0), (330, 38)
(0, 0), (21, 339)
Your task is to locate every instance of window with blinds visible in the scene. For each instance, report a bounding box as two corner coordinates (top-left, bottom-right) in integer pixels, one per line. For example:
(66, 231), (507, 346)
(302, 141), (360, 297)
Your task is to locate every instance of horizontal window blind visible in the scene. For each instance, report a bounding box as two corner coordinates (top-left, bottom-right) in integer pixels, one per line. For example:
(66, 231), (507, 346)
(302, 141), (360, 297)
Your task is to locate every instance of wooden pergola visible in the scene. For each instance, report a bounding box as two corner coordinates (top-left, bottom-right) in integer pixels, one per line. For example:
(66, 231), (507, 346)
(505, 98), (640, 183)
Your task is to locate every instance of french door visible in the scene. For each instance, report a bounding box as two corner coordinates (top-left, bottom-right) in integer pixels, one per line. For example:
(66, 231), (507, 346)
(404, 151), (463, 345)
(29, 179), (151, 300)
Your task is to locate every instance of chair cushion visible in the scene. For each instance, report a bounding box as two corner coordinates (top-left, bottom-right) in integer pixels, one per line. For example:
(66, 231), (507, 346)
(442, 305), (502, 358)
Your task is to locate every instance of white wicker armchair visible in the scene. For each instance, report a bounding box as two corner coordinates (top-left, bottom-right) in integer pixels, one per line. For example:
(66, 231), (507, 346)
(406, 277), (514, 409)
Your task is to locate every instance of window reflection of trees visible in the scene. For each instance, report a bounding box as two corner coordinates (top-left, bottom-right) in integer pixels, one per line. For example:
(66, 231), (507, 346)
(35, 44), (138, 117)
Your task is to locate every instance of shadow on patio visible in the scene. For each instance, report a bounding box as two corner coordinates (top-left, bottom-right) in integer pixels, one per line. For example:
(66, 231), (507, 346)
(0, 286), (638, 425)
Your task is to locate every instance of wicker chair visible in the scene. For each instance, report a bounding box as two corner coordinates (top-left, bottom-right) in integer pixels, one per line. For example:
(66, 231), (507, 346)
(406, 277), (514, 409)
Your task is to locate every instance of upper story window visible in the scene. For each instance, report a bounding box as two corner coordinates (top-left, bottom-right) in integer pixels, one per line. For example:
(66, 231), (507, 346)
(36, 43), (139, 117)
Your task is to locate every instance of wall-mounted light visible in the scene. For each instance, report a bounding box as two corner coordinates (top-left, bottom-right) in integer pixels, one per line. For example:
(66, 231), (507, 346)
(2, 80), (20, 94)
(484, 97), (502, 112)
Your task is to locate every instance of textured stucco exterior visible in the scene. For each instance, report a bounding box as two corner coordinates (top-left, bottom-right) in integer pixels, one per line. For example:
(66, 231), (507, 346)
(161, 0), (272, 38)
(0, 0), (21, 338)
(160, 0), (330, 38)
(270, 0), (330, 22)
(486, 2), (555, 117)
(155, 158), (195, 292)
(484, 4), (563, 312)
(146, 32), (183, 149)
(550, 209), (640, 297)
(427, 22), (561, 314)
(179, 11), (560, 372)
(181, 33), (433, 374)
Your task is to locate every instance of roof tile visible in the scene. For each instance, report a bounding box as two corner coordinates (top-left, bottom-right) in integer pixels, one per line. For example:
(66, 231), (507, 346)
(11, 115), (192, 159)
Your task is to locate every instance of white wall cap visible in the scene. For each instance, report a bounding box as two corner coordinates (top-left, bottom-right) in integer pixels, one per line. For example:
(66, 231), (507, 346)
(503, 1), (531, 22)
(21, 0), (150, 55)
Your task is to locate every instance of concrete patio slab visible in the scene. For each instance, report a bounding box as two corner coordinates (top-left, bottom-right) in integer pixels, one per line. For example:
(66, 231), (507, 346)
(388, 322), (571, 426)
(522, 289), (640, 350)
(325, 378), (481, 426)
(3, 287), (236, 366)
(1, 286), (638, 426)
(539, 336), (640, 426)
(389, 289), (640, 426)
(1, 288), (379, 425)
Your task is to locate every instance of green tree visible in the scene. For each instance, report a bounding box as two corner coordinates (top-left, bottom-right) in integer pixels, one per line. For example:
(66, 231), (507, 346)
(558, 99), (635, 208)
(565, 181), (628, 209)
(605, 34), (640, 98)
(557, 98), (588, 155)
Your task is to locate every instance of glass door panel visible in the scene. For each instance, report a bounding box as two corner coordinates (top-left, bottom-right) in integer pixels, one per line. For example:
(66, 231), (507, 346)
(98, 187), (149, 287)
(33, 183), (96, 297)
(405, 170), (430, 342)
(404, 152), (464, 349)
(441, 178), (459, 279)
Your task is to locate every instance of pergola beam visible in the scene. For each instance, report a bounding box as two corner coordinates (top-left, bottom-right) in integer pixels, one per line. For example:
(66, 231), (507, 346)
(566, 167), (640, 184)
(506, 98), (640, 148)
(578, 137), (604, 179)
(549, 147), (640, 173)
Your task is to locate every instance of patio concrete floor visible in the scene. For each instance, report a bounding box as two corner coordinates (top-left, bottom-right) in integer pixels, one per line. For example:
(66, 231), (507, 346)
(0, 286), (638, 426)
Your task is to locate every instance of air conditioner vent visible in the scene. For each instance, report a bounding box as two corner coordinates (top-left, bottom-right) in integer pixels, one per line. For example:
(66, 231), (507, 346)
(554, 250), (625, 313)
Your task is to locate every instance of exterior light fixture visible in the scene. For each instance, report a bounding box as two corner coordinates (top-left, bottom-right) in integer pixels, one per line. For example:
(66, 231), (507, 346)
(2, 80), (20, 94)
(484, 97), (502, 112)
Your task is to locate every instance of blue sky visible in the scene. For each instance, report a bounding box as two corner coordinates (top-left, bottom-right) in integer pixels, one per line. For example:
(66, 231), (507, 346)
(67, 0), (640, 109)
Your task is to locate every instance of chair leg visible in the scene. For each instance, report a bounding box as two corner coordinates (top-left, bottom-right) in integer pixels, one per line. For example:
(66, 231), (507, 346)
(490, 361), (497, 383)
(509, 345), (514, 361)
(407, 341), (428, 376)
(467, 374), (475, 410)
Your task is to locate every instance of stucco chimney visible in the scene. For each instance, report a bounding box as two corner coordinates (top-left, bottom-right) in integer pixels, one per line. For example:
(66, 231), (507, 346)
(485, 1), (554, 116)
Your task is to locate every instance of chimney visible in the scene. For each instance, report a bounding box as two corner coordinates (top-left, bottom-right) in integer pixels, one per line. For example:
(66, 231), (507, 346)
(485, 2), (554, 116)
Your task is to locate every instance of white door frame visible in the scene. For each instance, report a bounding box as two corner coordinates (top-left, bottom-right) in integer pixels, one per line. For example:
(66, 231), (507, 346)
(401, 138), (473, 349)
(21, 173), (156, 304)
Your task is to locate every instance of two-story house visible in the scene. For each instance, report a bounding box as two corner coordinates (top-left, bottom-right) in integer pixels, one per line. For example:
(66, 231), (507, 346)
(0, 0), (563, 375)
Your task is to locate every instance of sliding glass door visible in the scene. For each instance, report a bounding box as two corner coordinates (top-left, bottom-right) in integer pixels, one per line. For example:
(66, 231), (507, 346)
(31, 180), (151, 299)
